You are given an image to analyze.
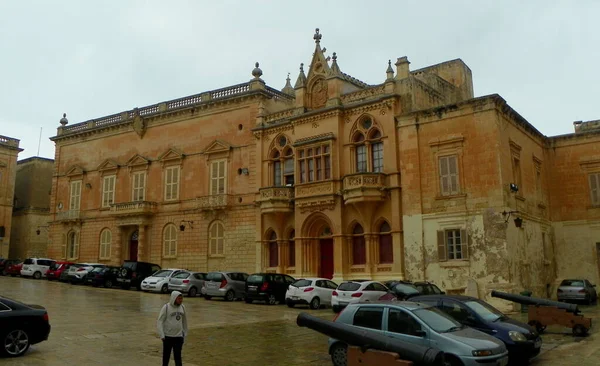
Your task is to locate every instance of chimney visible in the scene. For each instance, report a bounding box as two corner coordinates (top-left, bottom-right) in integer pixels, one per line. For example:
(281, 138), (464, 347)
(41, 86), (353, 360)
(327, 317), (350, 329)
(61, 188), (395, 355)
(395, 56), (410, 80)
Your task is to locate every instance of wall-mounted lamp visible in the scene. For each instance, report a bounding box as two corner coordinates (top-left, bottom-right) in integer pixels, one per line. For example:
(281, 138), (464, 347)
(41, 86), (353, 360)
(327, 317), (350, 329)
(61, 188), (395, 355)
(36, 226), (50, 236)
(509, 183), (519, 193)
(85, 183), (92, 189)
(241, 168), (249, 175)
(179, 220), (194, 232)
(514, 217), (523, 228)
(501, 211), (524, 228)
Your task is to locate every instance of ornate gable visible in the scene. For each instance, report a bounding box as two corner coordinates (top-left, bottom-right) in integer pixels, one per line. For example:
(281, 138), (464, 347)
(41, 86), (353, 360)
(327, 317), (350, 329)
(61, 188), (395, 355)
(158, 148), (185, 166)
(203, 140), (232, 161)
(96, 159), (120, 175)
(65, 165), (85, 178)
(126, 154), (150, 171)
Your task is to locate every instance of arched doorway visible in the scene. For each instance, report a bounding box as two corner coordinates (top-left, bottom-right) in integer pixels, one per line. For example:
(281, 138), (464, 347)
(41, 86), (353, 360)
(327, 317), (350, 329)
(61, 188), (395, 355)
(302, 213), (334, 279)
(129, 230), (139, 261)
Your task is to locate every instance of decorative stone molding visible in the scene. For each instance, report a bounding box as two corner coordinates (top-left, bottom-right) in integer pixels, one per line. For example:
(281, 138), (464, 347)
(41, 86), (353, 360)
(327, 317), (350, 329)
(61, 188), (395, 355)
(109, 201), (158, 217)
(97, 159), (120, 176)
(295, 181), (334, 198)
(202, 140), (232, 161)
(158, 148), (185, 166)
(197, 194), (233, 211)
(126, 154), (150, 173)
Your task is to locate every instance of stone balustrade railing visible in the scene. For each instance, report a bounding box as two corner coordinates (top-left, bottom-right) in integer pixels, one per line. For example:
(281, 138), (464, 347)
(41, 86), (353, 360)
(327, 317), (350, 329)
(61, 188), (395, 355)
(0, 135), (20, 147)
(340, 84), (386, 104)
(343, 173), (386, 189)
(110, 201), (158, 215)
(259, 187), (295, 200)
(56, 209), (80, 221)
(197, 194), (233, 210)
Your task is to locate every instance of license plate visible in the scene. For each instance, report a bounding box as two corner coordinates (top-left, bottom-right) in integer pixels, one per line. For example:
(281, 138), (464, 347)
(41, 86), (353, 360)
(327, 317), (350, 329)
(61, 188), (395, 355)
(291, 296), (299, 300)
(497, 357), (508, 366)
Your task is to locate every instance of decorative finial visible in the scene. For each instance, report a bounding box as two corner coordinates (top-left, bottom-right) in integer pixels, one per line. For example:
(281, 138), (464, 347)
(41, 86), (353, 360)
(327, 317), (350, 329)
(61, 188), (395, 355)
(386, 59), (395, 81)
(252, 62), (263, 79)
(59, 113), (68, 126)
(322, 47), (327, 53)
(332, 52), (337, 61)
(300, 63), (304, 73)
(295, 63), (307, 88)
(313, 28), (322, 44)
(282, 72), (295, 96)
(330, 52), (341, 75)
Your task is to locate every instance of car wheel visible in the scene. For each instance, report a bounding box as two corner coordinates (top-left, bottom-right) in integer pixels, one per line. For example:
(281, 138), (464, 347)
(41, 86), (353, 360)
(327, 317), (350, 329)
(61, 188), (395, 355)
(267, 294), (277, 305)
(2, 329), (30, 357)
(225, 290), (235, 302)
(188, 287), (198, 297)
(160, 284), (169, 294)
(573, 324), (589, 337)
(330, 343), (347, 366)
(310, 297), (321, 310)
(204, 296), (212, 300)
(332, 305), (341, 313)
(443, 355), (464, 366)
(105, 280), (113, 288)
(33, 272), (42, 280)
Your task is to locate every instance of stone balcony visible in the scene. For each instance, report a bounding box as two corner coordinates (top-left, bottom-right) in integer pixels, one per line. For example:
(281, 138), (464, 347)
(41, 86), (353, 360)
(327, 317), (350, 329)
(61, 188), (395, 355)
(342, 173), (387, 205)
(109, 201), (158, 217)
(55, 209), (81, 222)
(197, 194), (234, 211)
(257, 187), (294, 214)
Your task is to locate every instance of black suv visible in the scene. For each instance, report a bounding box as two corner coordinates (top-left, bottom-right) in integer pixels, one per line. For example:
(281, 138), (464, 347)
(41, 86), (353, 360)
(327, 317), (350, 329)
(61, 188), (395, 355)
(245, 273), (295, 305)
(116, 261), (161, 290)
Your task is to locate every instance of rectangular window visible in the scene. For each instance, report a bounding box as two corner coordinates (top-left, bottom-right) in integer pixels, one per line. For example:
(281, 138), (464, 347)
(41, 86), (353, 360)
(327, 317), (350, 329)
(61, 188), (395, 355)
(372, 142), (384, 173)
(283, 158), (294, 186)
(164, 166), (180, 201)
(356, 145), (367, 173)
(512, 157), (522, 191)
(439, 155), (459, 196)
(353, 307), (384, 330)
(102, 175), (116, 208)
(437, 229), (469, 261)
(69, 180), (82, 210)
(273, 161), (282, 186)
(297, 143), (331, 183)
(210, 160), (226, 195)
(590, 173), (600, 206)
(132, 171), (146, 201)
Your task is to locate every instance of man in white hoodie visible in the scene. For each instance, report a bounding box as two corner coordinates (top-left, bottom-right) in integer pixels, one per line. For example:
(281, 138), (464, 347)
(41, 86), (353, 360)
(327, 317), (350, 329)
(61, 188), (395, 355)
(157, 290), (188, 366)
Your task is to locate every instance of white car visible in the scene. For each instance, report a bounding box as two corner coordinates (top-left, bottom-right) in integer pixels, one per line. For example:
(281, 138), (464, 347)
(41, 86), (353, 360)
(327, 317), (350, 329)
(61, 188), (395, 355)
(141, 269), (185, 293)
(331, 280), (389, 313)
(20, 258), (55, 279)
(67, 263), (106, 284)
(285, 278), (339, 309)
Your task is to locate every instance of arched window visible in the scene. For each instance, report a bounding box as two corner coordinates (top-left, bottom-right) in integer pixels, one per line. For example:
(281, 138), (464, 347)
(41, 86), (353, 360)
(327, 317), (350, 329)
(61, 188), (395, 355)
(67, 231), (79, 260)
(270, 136), (294, 186)
(351, 224), (366, 265)
(378, 221), (393, 264)
(163, 224), (177, 257)
(99, 229), (112, 260)
(352, 116), (384, 173)
(288, 230), (295, 267)
(209, 221), (225, 256)
(268, 231), (278, 267)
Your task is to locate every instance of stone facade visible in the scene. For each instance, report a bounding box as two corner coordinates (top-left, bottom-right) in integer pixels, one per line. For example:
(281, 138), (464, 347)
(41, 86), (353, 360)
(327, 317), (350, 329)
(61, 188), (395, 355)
(0, 135), (22, 258)
(10, 157), (54, 259)
(47, 29), (599, 305)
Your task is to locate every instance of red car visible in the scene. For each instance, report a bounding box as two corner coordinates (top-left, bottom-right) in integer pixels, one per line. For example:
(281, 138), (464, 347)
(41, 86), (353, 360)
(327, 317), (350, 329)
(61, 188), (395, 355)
(5, 262), (23, 277)
(46, 261), (74, 281)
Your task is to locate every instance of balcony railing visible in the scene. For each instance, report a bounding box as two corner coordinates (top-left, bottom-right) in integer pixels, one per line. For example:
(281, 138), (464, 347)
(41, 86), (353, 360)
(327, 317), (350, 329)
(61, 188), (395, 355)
(342, 173), (387, 204)
(109, 201), (158, 216)
(197, 194), (233, 210)
(258, 187), (294, 214)
(55, 209), (81, 222)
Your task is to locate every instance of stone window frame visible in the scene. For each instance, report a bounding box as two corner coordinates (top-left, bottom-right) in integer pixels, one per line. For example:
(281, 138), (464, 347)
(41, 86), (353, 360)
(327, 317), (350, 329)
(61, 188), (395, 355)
(509, 140), (523, 200)
(209, 159), (227, 196)
(101, 175), (116, 208)
(131, 171), (146, 202)
(429, 136), (465, 199)
(268, 135), (295, 187)
(351, 223), (366, 266)
(579, 157), (600, 208)
(349, 115), (385, 174)
(66, 230), (80, 261)
(126, 154), (150, 202)
(99, 228), (112, 260)
(208, 221), (225, 257)
(437, 228), (469, 263)
(163, 165), (180, 202)
(296, 143), (332, 184)
(162, 223), (178, 258)
(69, 180), (82, 211)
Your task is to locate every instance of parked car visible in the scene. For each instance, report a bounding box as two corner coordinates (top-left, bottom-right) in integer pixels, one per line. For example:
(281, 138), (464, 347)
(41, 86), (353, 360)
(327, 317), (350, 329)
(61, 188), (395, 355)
(59, 263), (80, 282)
(85, 266), (120, 288)
(0, 295), (51, 357)
(381, 280), (445, 299)
(557, 279), (598, 305)
(285, 278), (338, 309)
(329, 301), (508, 366)
(331, 280), (389, 313)
(5, 262), (23, 277)
(245, 273), (295, 305)
(379, 282), (422, 301)
(45, 261), (74, 281)
(68, 263), (106, 284)
(0, 259), (21, 276)
(168, 271), (207, 297)
(117, 261), (161, 290)
(20, 258), (55, 279)
(204, 271), (249, 301)
(412, 294), (542, 363)
(140, 268), (185, 293)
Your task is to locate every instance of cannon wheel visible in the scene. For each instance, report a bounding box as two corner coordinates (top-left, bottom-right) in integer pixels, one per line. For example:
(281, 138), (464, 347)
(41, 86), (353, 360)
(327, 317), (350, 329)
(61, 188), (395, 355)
(330, 343), (347, 366)
(573, 324), (589, 337)
(528, 320), (546, 333)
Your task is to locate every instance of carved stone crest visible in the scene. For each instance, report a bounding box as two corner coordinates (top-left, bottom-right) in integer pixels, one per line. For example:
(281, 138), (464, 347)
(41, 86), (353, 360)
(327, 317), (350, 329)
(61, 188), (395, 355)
(311, 79), (328, 109)
(132, 108), (146, 138)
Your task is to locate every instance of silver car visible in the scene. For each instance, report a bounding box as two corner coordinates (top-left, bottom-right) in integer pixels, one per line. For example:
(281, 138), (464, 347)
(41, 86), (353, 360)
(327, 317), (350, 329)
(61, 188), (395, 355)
(557, 279), (598, 305)
(168, 271), (207, 297)
(203, 271), (248, 301)
(329, 301), (508, 366)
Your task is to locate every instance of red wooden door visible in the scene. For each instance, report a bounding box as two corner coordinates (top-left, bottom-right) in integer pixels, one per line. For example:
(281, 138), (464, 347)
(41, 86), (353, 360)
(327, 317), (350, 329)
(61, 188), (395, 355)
(129, 240), (138, 261)
(320, 239), (334, 279)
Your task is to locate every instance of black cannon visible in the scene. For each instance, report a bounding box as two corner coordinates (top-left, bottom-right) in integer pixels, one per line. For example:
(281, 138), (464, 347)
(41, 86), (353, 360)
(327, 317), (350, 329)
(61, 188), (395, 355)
(296, 312), (445, 366)
(491, 290), (579, 313)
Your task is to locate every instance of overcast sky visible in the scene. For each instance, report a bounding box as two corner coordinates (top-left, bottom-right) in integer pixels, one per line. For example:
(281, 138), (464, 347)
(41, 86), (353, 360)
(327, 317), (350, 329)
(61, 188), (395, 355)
(1, 0), (598, 160)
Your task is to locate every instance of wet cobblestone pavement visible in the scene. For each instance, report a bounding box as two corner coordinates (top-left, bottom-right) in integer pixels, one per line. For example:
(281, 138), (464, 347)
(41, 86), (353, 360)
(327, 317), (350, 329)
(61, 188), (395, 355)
(1, 276), (600, 365)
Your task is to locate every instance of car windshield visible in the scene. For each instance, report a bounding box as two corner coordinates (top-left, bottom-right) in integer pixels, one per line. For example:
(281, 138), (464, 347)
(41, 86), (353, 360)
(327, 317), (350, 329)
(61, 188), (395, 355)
(291, 279), (312, 288)
(338, 282), (361, 291)
(50, 263), (60, 270)
(122, 262), (137, 270)
(174, 272), (190, 279)
(561, 280), (584, 287)
(247, 274), (265, 284)
(464, 300), (504, 322)
(152, 270), (173, 278)
(412, 307), (463, 333)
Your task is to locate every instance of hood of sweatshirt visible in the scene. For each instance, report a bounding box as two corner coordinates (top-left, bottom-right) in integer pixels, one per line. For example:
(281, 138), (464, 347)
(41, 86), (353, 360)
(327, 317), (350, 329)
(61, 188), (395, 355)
(170, 291), (183, 306)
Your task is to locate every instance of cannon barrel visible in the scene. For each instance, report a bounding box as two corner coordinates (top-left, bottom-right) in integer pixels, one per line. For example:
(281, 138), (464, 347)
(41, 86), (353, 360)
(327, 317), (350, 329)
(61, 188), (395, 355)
(491, 290), (579, 313)
(296, 312), (445, 366)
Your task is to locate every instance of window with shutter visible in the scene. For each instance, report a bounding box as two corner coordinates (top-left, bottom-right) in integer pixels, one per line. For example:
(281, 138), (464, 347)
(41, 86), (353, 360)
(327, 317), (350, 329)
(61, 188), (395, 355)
(100, 229), (112, 259)
(590, 173), (600, 206)
(70, 180), (82, 210)
(102, 175), (116, 207)
(439, 229), (468, 261)
(209, 221), (225, 256)
(439, 156), (460, 196)
(437, 230), (447, 261)
(165, 166), (180, 201)
(163, 224), (177, 257)
(132, 172), (146, 201)
(210, 160), (226, 195)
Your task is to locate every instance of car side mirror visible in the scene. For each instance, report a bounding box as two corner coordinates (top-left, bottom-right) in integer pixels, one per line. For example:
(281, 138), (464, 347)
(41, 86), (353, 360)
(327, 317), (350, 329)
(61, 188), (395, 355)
(414, 330), (426, 337)
(440, 291), (446, 294)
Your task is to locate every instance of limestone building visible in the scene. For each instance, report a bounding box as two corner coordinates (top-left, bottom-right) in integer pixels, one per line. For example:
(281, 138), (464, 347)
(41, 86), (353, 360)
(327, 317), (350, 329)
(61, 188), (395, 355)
(47, 29), (600, 300)
(0, 135), (23, 258)
(10, 157), (54, 259)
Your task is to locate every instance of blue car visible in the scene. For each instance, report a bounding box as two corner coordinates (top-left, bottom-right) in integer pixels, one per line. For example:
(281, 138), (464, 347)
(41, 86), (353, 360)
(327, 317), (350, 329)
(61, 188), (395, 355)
(411, 295), (542, 363)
